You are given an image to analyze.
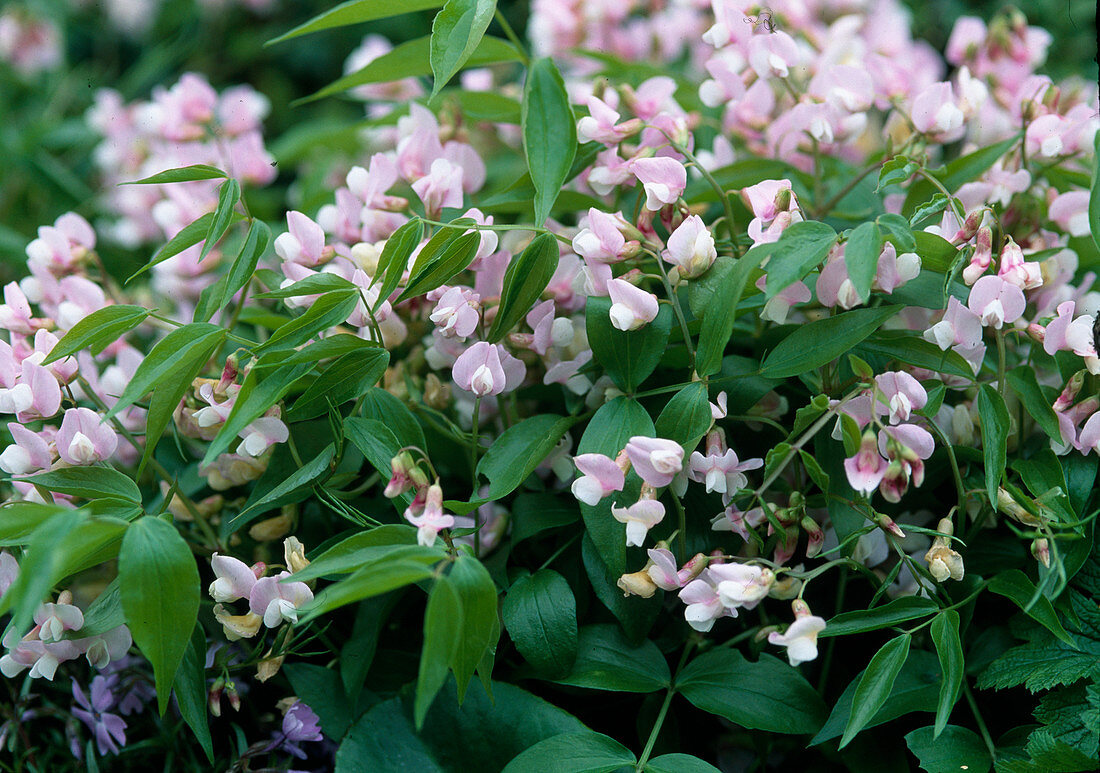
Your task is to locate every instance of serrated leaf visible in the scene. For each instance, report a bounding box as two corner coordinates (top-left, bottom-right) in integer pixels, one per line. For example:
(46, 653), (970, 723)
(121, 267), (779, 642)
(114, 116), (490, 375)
(429, 0), (496, 99)
(43, 305), (150, 364)
(840, 633), (911, 748)
(523, 58), (576, 226)
(488, 232), (559, 342)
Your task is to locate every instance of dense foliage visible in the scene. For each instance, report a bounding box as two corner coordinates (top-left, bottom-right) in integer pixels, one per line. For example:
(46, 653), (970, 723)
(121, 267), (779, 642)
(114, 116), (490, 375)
(0, 1), (1098, 771)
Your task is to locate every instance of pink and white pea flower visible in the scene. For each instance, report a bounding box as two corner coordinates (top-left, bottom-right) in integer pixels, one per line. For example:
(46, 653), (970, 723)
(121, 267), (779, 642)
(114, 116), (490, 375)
(625, 436), (684, 488)
(712, 562), (773, 610)
(967, 274), (1026, 329)
(0, 423), (52, 475)
(274, 211), (333, 267)
(910, 82), (966, 142)
(209, 554), (259, 603)
(878, 423), (936, 489)
(646, 547), (690, 591)
(747, 30), (801, 79)
(688, 430), (763, 495)
(1048, 190), (1091, 238)
(571, 209), (631, 264)
(631, 156), (687, 211)
(740, 179), (795, 223)
(0, 282), (36, 335)
(711, 504), (768, 541)
(607, 278), (659, 331)
(571, 453), (625, 506)
(924, 296), (983, 350)
(411, 158), (465, 217)
(874, 372), (928, 424)
(664, 215), (717, 279)
(249, 572), (314, 628)
(756, 276), (811, 324)
(56, 407), (118, 465)
(0, 551), (18, 596)
(677, 568), (734, 633)
(452, 341), (525, 397)
(430, 286), (481, 339)
(1043, 301), (1099, 371)
(404, 483), (454, 546)
(710, 391), (728, 420)
(0, 637), (81, 681)
(768, 599), (827, 666)
(997, 238), (1042, 291)
(33, 601), (84, 642)
(844, 429), (889, 497)
(577, 95), (642, 145)
(237, 416), (289, 458)
(611, 498), (665, 547)
(32, 330), (78, 385)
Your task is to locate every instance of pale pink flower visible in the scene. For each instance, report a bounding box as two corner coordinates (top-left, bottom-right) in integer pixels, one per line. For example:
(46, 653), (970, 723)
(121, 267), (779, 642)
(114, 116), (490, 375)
(577, 95), (640, 145)
(645, 547), (682, 591)
(711, 562), (773, 610)
(0, 551), (17, 596)
(631, 157), (686, 211)
(688, 431), (762, 495)
(625, 436), (684, 488)
(768, 599), (826, 666)
(0, 637), (81, 681)
(1049, 191), (1091, 238)
(845, 430), (888, 496)
(56, 407), (118, 465)
(404, 483), (454, 546)
(756, 276), (811, 324)
(209, 554), (259, 603)
(997, 238), (1042, 291)
(274, 211), (332, 268)
(249, 572), (314, 628)
(967, 274), (1026, 328)
(924, 296), (983, 350)
(910, 82), (965, 142)
(611, 498), (665, 547)
(874, 372), (928, 424)
(0, 423), (52, 475)
(571, 209), (630, 264)
(430, 286), (480, 339)
(33, 601), (84, 642)
(711, 504), (768, 541)
(607, 278), (659, 331)
(664, 215), (717, 278)
(740, 179), (793, 222)
(747, 31), (800, 79)
(1043, 301), (1098, 362)
(571, 453), (625, 506)
(452, 341), (524, 396)
(0, 282), (35, 335)
(411, 158), (464, 216)
(237, 416), (288, 458)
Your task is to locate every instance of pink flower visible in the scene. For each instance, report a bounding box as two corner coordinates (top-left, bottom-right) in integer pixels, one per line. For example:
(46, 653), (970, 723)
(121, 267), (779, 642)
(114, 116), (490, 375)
(768, 599), (827, 666)
(209, 554), (259, 603)
(237, 416), (288, 458)
(678, 568), (735, 632)
(0, 423), (52, 475)
(1049, 190), (1091, 238)
(0, 551), (17, 596)
(577, 96), (641, 145)
(740, 179), (795, 222)
(56, 407), (118, 465)
(711, 562), (773, 609)
(625, 436), (684, 488)
(645, 547), (682, 591)
(0, 282), (35, 335)
(571, 453), (625, 506)
(874, 372), (928, 424)
(1025, 114), (1068, 159)
(631, 157), (686, 211)
(747, 31), (801, 79)
(924, 296), (983, 350)
(404, 483), (454, 546)
(430, 286), (480, 339)
(910, 82), (965, 141)
(756, 276), (810, 324)
(997, 238), (1042, 290)
(411, 158), (465, 216)
(274, 211), (331, 267)
(611, 498), (665, 547)
(664, 215), (717, 278)
(0, 637), (81, 680)
(844, 430), (888, 496)
(452, 341), (525, 397)
(249, 572), (314, 627)
(607, 278), (659, 331)
(967, 275), (1026, 329)
(962, 227), (993, 285)
(572, 209), (630, 264)
(1043, 301), (1097, 360)
(33, 601), (84, 642)
(688, 430), (762, 495)
(712, 504), (768, 541)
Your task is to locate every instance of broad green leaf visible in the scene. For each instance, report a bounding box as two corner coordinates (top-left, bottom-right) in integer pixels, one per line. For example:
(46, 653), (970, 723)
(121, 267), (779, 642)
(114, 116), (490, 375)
(231, 444), (336, 529)
(287, 347), (390, 421)
(397, 231), (481, 302)
(1007, 366), (1062, 442)
(854, 330), (976, 380)
(476, 413), (575, 501)
(909, 192), (950, 226)
(44, 305), (150, 364)
(0, 511), (80, 634)
(268, 0), (443, 45)
(764, 220), (838, 298)
(122, 164), (227, 185)
(581, 537), (659, 643)
(905, 725), (992, 773)
(695, 245), (771, 376)
(128, 212), (216, 282)
(677, 648), (827, 734)
(284, 662), (355, 741)
(876, 213), (917, 253)
(488, 232), (560, 342)
(912, 230), (958, 274)
(645, 755), (722, 773)
(173, 625), (214, 761)
(119, 517), (200, 715)
(523, 58), (576, 226)
(253, 289), (360, 354)
(253, 333), (377, 369)
(502, 569), (577, 677)
(253, 272), (356, 299)
(415, 575), (463, 728)
(841, 633), (912, 748)
(358, 388), (426, 448)
(372, 217), (423, 311)
(976, 384), (1010, 506)
(21, 466), (141, 504)
(759, 306), (900, 378)
(930, 610), (963, 738)
(554, 624), (669, 693)
(585, 298), (672, 393)
(108, 323), (226, 417)
(845, 222), (883, 302)
(511, 493), (580, 544)
(199, 178), (241, 261)
(344, 417), (407, 486)
(448, 554), (499, 701)
(502, 732), (636, 773)
(654, 382), (712, 449)
(194, 218), (271, 323)
(429, 0), (496, 99)
(66, 579), (124, 639)
(303, 34), (520, 103)
(300, 560), (437, 622)
(988, 570), (1076, 646)
(820, 596), (939, 638)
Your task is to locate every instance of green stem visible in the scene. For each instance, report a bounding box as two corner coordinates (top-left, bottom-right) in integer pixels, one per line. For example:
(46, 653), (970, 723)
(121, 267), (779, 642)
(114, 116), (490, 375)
(647, 248), (696, 370)
(664, 137), (741, 256)
(963, 682), (997, 762)
(636, 643), (694, 771)
(494, 9), (530, 66)
(812, 160), (884, 219)
(924, 416), (968, 516)
(995, 329), (1007, 398)
(471, 396), (482, 556)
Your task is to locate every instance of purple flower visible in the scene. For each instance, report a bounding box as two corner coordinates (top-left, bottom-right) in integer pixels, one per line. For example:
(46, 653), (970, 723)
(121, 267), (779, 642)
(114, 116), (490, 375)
(272, 701), (323, 760)
(71, 676), (127, 756)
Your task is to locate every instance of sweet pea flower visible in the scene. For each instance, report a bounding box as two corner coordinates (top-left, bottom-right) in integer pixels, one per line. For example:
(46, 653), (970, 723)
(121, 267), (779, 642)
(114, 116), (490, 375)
(0, 635), (81, 680)
(678, 568), (734, 632)
(571, 453), (625, 506)
(0, 551), (17, 596)
(249, 572), (314, 628)
(0, 423), (52, 475)
(845, 429), (889, 496)
(968, 274), (1026, 328)
(924, 296), (983, 350)
(631, 156), (686, 211)
(56, 407), (118, 465)
(625, 436), (683, 488)
(645, 547), (709, 591)
(572, 209), (632, 264)
(712, 563), (773, 609)
(607, 278), (659, 331)
(0, 282), (35, 335)
(1048, 190), (1091, 237)
(209, 554), (259, 603)
(611, 498), (665, 547)
(688, 430), (762, 495)
(452, 341), (525, 396)
(430, 286), (480, 339)
(712, 504), (768, 541)
(577, 96), (642, 145)
(756, 276), (811, 324)
(274, 211), (332, 267)
(411, 158), (465, 216)
(71, 676), (127, 757)
(405, 483), (454, 546)
(740, 179), (794, 222)
(768, 599), (827, 666)
(874, 372), (928, 424)
(997, 237), (1042, 291)
(664, 215), (717, 278)
(1043, 301), (1098, 370)
(79, 625), (132, 671)
(910, 82), (965, 142)
(33, 601), (84, 642)
(237, 416), (289, 458)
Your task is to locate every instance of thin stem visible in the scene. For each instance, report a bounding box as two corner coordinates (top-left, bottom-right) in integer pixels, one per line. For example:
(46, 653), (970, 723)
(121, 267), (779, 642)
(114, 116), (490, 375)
(493, 9), (530, 66)
(636, 643), (694, 771)
(647, 248), (696, 370)
(995, 329), (1007, 398)
(963, 682), (997, 762)
(471, 396), (482, 556)
(925, 416), (967, 516)
(666, 138), (741, 256)
(672, 496), (688, 563)
(812, 160), (885, 219)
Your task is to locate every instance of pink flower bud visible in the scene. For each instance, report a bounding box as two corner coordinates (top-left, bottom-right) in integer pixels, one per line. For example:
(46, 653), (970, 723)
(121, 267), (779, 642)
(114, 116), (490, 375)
(664, 215), (717, 279)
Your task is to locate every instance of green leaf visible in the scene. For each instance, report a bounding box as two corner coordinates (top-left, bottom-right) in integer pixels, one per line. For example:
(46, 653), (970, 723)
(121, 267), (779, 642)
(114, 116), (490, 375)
(764, 220), (838, 298)
(523, 58), (577, 226)
(912, 230), (959, 274)
(909, 192), (950, 226)
(415, 575), (463, 728)
(488, 232), (560, 342)
(759, 306), (900, 378)
(122, 164), (227, 185)
(231, 444), (336, 529)
(512, 493), (580, 544)
(199, 178), (241, 261)
(876, 213), (917, 253)
(677, 648), (827, 734)
(254, 272), (356, 299)
(930, 610), (964, 738)
(109, 323), (226, 417)
(344, 417), (408, 490)
(172, 625), (214, 762)
(654, 382), (712, 450)
(553, 624), (669, 693)
(1007, 366), (1062, 442)
(976, 384), (1010, 506)
(448, 554), (499, 701)
(853, 330), (976, 380)
(502, 569), (577, 678)
(43, 305), (150, 364)
(840, 633), (912, 748)
(253, 334), (377, 370)
(645, 755), (722, 773)
(268, 0), (443, 45)
(695, 245), (771, 376)
(21, 467), (141, 504)
(988, 570), (1076, 646)
(128, 212), (217, 282)
(119, 517), (200, 715)
(476, 413), (575, 501)
(301, 560), (437, 622)
(1091, 131), (1100, 254)
(820, 596), (939, 638)
(284, 662), (355, 741)
(397, 231), (481, 302)
(877, 157), (918, 191)
(303, 34), (520, 103)
(502, 732), (636, 773)
(254, 289), (361, 354)
(845, 222), (883, 302)
(194, 218), (271, 323)
(429, 0), (496, 99)
(292, 538), (441, 584)
(905, 725), (991, 773)
(585, 297), (672, 393)
(581, 537), (659, 643)
(372, 217), (423, 312)
(288, 347), (390, 421)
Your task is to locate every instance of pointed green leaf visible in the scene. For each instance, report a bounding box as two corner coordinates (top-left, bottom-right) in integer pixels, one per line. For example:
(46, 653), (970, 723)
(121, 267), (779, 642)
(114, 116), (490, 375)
(173, 625), (214, 762)
(840, 633), (912, 748)
(696, 244), (771, 376)
(372, 217), (423, 311)
(759, 305), (901, 378)
(523, 57), (576, 226)
(253, 289), (360, 354)
(287, 347), (389, 421)
(448, 554), (499, 701)
(21, 466), (141, 503)
(988, 570), (1076, 646)
(502, 732), (636, 773)
(397, 231), (481, 302)
(585, 298), (672, 393)
(502, 569), (577, 678)
(231, 444), (336, 529)
(122, 164), (227, 185)
(199, 178), (241, 261)
(43, 305), (150, 364)
(1007, 365), (1062, 443)
(488, 232), (559, 342)
(976, 384), (1010, 507)
(194, 218), (271, 323)
(253, 272), (356, 299)
(415, 575), (463, 728)
(429, 0), (496, 100)
(763, 220), (837, 298)
(268, 0), (443, 45)
(553, 624), (669, 693)
(127, 212), (216, 283)
(845, 222), (883, 302)
(930, 610), (963, 738)
(905, 725), (991, 773)
(109, 323), (226, 417)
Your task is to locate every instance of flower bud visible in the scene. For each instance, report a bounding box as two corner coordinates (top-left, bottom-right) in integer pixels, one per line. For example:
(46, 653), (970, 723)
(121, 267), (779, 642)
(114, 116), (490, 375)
(1031, 538), (1051, 568)
(768, 573), (803, 599)
(996, 487), (1041, 527)
(801, 516), (824, 558)
(249, 513), (293, 542)
(1053, 371), (1085, 412)
(225, 680), (241, 712)
(875, 511), (907, 539)
(208, 677), (225, 717)
(283, 536), (309, 574)
(617, 570), (658, 598)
